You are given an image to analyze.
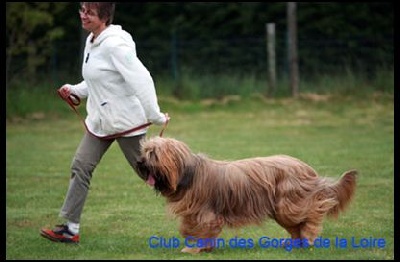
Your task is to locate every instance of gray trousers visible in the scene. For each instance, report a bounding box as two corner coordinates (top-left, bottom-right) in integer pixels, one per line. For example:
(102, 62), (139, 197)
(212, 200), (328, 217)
(59, 131), (146, 223)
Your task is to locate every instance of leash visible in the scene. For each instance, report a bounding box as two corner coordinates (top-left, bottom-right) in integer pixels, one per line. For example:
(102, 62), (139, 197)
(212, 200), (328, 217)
(57, 90), (168, 139)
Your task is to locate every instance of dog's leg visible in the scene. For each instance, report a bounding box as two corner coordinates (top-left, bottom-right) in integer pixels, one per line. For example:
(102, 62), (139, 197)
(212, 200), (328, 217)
(284, 225), (301, 240)
(300, 221), (322, 246)
(180, 213), (224, 254)
(280, 220), (321, 247)
(181, 246), (202, 254)
(275, 199), (307, 247)
(299, 190), (338, 246)
(281, 225), (314, 249)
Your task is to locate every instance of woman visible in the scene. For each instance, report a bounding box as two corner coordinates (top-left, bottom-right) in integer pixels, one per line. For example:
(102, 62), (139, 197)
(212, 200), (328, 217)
(40, 2), (169, 243)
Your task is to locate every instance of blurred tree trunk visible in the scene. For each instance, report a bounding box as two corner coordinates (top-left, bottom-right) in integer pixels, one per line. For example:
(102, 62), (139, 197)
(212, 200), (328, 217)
(287, 2), (299, 97)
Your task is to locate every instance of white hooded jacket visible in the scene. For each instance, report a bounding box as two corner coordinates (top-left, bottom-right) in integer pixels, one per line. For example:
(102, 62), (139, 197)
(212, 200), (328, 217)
(66, 24), (167, 137)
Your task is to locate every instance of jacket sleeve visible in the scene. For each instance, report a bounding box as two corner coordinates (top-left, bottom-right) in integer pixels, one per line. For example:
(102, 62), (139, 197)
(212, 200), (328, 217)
(109, 42), (167, 125)
(67, 81), (89, 98)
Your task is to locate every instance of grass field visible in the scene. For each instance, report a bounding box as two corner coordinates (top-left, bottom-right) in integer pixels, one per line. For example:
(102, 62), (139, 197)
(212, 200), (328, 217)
(6, 93), (394, 259)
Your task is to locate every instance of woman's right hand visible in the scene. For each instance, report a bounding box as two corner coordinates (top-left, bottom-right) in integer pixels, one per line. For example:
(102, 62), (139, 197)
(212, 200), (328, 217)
(58, 85), (71, 99)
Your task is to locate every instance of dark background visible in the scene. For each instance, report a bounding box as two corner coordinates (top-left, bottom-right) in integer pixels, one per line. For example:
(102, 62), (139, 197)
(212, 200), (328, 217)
(6, 2), (394, 90)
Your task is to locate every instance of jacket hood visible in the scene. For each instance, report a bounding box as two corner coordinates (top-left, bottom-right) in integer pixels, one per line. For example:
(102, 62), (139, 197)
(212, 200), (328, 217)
(89, 24), (135, 48)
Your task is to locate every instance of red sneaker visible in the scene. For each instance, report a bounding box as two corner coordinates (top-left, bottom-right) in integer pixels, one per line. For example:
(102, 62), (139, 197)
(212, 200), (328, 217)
(40, 224), (80, 244)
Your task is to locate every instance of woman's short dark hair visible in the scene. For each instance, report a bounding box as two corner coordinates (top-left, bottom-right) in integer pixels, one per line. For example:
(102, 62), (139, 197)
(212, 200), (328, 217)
(81, 2), (115, 26)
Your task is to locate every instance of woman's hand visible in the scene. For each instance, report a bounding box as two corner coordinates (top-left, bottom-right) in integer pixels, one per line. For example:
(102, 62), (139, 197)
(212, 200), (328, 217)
(58, 85), (71, 99)
(164, 113), (170, 123)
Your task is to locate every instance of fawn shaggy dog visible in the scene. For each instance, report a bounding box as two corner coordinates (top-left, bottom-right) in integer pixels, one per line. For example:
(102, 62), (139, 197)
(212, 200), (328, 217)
(137, 137), (357, 254)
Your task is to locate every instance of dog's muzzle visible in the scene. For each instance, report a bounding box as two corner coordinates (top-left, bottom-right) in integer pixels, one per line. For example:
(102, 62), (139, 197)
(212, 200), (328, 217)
(136, 160), (156, 186)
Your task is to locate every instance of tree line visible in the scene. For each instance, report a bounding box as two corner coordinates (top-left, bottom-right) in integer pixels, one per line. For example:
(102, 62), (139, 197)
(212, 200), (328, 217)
(6, 2), (393, 89)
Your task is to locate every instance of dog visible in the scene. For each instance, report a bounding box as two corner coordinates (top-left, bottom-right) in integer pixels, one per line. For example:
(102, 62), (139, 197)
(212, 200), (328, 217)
(137, 137), (357, 254)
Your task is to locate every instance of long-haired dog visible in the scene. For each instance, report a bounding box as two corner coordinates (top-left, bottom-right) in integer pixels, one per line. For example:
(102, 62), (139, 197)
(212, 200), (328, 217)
(137, 137), (357, 254)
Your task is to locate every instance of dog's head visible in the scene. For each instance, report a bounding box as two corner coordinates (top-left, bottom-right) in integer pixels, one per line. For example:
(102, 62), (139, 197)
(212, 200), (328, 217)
(137, 137), (196, 196)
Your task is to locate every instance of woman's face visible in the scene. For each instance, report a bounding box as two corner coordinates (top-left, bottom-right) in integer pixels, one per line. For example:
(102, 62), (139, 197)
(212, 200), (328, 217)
(78, 4), (106, 34)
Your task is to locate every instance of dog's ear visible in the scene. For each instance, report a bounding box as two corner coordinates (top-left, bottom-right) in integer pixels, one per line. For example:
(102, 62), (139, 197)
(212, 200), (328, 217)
(142, 146), (159, 164)
(176, 161), (196, 190)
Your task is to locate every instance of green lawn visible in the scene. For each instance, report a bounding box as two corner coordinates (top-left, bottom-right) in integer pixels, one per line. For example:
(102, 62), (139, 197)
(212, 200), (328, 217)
(6, 93), (394, 259)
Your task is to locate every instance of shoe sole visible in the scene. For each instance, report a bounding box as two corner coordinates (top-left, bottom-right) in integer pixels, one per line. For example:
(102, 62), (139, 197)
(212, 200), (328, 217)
(40, 229), (79, 244)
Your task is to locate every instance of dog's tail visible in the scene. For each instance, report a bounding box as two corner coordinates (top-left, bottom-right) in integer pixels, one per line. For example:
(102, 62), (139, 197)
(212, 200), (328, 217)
(326, 169), (358, 218)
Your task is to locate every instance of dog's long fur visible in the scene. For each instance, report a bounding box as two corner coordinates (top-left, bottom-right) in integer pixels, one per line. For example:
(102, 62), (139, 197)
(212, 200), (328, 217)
(138, 137), (357, 253)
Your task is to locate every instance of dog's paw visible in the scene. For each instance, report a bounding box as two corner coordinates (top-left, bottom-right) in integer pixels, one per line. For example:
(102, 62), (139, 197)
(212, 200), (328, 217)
(181, 247), (201, 254)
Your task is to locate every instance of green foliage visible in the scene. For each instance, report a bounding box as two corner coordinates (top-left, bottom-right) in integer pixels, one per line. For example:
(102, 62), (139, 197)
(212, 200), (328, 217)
(299, 66), (394, 96)
(6, 2), (393, 93)
(6, 93), (394, 259)
(6, 81), (72, 120)
(6, 2), (67, 87)
(116, 2), (393, 77)
(6, 68), (394, 121)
